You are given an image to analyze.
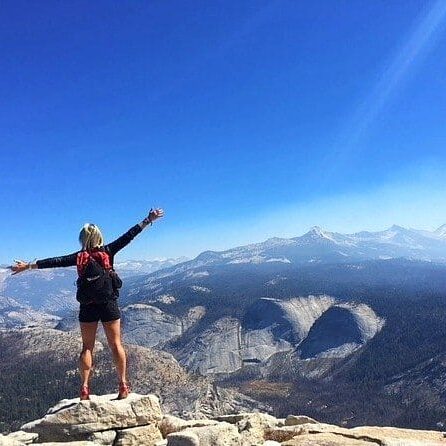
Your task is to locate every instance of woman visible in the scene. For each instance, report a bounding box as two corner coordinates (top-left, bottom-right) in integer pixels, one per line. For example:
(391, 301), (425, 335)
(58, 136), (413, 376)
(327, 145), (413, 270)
(10, 208), (164, 400)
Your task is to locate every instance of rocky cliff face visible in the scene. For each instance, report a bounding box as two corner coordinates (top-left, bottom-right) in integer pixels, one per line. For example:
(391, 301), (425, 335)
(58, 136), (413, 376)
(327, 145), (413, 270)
(56, 294), (383, 376)
(121, 303), (205, 348)
(0, 328), (265, 433)
(1, 393), (444, 446)
(164, 295), (384, 375)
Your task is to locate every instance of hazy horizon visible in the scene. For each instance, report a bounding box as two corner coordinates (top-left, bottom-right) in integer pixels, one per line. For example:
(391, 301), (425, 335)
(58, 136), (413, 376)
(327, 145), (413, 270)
(2, 214), (445, 265)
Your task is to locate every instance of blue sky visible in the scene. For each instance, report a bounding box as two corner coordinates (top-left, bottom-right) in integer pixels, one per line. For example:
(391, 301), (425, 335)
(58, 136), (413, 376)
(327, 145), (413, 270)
(1, 0), (446, 263)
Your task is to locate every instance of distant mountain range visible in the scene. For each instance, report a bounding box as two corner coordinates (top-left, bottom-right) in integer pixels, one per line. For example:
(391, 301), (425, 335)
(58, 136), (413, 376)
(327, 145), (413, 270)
(116, 223), (446, 309)
(115, 257), (190, 277)
(1, 223), (446, 324)
(2, 223), (446, 326)
(189, 223), (446, 268)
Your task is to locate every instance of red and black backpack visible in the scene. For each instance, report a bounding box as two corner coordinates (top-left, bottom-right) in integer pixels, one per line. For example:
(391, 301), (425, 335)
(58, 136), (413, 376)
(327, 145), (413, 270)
(76, 249), (122, 304)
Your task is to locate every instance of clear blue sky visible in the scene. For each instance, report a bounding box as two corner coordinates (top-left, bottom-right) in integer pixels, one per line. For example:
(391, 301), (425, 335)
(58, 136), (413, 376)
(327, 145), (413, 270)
(1, 0), (446, 263)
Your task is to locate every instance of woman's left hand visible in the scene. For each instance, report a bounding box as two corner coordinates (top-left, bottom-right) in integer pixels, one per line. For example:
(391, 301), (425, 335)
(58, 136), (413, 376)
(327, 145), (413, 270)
(148, 208), (164, 223)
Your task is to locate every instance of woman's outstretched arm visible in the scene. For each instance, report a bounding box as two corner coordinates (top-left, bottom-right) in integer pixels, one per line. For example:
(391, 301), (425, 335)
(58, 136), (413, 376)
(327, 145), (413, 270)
(10, 252), (78, 275)
(106, 208), (164, 256)
(9, 209), (164, 274)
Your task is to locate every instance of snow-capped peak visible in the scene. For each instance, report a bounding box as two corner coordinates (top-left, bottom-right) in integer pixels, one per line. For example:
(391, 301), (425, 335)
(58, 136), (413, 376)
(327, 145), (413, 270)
(389, 224), (405, 231)
(435, 224), (446, 238)
(305, 226), (336, 242)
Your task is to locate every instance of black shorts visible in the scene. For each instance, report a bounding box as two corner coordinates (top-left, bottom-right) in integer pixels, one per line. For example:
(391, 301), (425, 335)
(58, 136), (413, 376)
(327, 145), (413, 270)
(79, 300), (121, 323)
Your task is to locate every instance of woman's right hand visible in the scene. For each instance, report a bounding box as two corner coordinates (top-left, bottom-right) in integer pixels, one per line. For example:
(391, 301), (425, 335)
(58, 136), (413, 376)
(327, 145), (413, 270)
(9, 259), (29, 275)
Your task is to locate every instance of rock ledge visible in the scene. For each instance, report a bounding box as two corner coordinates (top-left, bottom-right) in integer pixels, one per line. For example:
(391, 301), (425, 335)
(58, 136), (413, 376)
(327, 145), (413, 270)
(0, 393), (444, 445)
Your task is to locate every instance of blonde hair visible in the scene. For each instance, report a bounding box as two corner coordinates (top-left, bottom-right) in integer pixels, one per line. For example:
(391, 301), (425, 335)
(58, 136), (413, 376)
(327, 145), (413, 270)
(79, 223), (104, 251)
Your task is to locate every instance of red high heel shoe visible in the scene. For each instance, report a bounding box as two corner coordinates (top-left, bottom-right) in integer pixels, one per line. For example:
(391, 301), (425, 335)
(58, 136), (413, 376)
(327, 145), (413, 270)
(117, 382), (131, 400)
(80, 385), (90, 401)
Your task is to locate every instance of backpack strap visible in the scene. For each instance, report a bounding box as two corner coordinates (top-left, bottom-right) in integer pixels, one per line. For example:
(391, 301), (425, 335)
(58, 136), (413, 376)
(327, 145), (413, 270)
(77, 250), (112, 276)
(90, 251), (111, 270)
(76, 251), (90, 276)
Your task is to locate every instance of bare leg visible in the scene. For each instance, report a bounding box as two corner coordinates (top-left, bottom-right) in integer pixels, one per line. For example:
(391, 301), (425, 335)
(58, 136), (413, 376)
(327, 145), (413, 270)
(79, 321), (98, 387)
(102, 319), (127, 384)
